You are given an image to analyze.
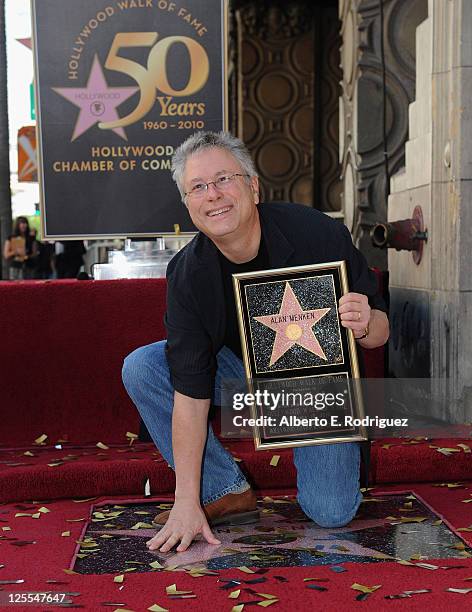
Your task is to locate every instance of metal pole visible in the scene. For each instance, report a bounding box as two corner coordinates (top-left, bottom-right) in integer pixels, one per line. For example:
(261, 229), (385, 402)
(379, 0), (390, 207)
(0, 0), (12, 280)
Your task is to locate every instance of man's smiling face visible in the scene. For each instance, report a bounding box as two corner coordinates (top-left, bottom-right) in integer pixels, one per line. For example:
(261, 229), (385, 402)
(183, 147), (260, 243)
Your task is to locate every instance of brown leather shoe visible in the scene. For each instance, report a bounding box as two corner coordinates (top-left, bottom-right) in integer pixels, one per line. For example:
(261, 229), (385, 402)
(152, 488), (259, 527)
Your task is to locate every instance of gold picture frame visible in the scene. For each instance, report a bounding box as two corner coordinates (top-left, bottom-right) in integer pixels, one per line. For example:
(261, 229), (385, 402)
(232, 261), (367, 450)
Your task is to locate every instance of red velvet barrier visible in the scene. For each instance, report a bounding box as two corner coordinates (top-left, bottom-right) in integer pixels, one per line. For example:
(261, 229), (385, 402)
(0, 279), (167, 446)
(0, 277), (384, 447)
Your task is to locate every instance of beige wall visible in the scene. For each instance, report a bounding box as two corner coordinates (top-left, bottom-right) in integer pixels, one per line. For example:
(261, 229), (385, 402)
(388, 0), (472, 421)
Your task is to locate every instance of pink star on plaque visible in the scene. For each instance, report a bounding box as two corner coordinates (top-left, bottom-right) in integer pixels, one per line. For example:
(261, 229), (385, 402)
(90, 515), (393, 570)
(52, 55), (138, 141)
(254, 282), (330, 367)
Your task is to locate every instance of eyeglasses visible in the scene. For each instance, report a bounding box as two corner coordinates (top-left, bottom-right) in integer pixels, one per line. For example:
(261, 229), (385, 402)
(184, 173), (250, 199)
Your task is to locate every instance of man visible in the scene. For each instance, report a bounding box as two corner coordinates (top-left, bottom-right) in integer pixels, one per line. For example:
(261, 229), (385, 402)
(122, 131), (389, 554)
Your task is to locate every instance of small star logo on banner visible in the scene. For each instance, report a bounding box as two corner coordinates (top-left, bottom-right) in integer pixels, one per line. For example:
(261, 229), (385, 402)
(52, 55), (138, 142)
(254, 282), (330, 366)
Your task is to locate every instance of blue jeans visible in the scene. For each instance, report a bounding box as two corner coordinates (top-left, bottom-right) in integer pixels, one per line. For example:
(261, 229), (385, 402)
(122, 342), (362, 528)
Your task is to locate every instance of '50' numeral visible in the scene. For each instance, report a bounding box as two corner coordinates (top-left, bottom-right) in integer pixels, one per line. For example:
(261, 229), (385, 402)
(99, 32), (209, 130)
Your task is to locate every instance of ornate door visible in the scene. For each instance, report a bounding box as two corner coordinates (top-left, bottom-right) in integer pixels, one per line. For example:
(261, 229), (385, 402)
(230, 0), (342, 213)
(338, 0), (428, 267)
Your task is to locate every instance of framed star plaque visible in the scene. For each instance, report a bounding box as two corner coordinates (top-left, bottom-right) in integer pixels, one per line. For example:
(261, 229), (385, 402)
(232, 261), (367, 450)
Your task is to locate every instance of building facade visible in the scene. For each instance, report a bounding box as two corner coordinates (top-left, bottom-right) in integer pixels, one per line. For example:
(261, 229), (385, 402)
(229, 0), (471, 420)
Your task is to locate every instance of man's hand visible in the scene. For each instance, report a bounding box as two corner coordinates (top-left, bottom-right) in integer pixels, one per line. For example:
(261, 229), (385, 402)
(149, 392), (218, 553)
(338, 292), (371, 339)
(146, 498), (221, 553)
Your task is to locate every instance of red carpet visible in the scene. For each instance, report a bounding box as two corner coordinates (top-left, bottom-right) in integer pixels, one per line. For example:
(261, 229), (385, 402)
(2, 279), (471, 609)
(0, 440), (472, 504)
(1, 439), (472, 504)
(1, 484), (472, 611)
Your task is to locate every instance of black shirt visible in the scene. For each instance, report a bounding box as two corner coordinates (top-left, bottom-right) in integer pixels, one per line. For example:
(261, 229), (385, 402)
(218, 236), (270, 359)
(165, 202), (387, 399)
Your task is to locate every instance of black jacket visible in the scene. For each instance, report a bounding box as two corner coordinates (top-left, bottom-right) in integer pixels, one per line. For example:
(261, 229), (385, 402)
(165, 202), (385, 399)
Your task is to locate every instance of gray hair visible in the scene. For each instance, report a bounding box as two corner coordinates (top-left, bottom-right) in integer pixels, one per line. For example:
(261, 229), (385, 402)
(171, 131), (258, 201)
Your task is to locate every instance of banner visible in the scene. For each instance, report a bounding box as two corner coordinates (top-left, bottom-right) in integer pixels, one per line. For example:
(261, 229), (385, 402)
(32, 0), (228, 238)
(18, 126), (38, 182)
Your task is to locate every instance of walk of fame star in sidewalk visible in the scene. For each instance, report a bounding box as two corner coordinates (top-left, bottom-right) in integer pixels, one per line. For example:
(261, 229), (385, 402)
(73, 494), (472, 575)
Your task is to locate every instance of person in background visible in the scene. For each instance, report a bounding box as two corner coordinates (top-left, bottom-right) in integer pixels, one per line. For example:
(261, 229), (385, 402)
(3, 216), (38, 280)
(34, 240), (55, 279)
(55, 241), (86, 278)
